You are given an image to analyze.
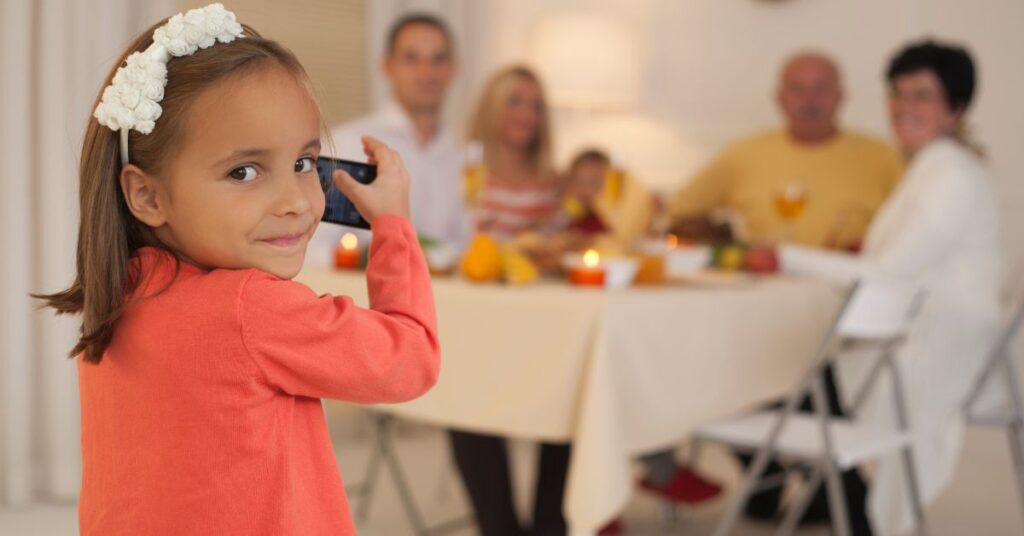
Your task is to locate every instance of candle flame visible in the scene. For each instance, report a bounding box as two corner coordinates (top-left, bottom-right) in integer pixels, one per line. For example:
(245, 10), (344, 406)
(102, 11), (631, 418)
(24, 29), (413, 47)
(583, 249), (600, 268)
(340, 233), (358, 250)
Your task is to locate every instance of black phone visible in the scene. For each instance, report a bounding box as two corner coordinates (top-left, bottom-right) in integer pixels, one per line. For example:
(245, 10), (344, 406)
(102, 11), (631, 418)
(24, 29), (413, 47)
(317, 156), (376, 229)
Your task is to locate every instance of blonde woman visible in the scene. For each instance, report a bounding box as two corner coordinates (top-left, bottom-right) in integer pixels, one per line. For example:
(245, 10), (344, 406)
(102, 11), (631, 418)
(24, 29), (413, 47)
(466, 65), (561, 241)
(449, 66), (572, 536)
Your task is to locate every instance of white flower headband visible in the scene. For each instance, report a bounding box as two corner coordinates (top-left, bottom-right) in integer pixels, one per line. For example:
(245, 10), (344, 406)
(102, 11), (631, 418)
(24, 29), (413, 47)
(93, 3), (244, 165)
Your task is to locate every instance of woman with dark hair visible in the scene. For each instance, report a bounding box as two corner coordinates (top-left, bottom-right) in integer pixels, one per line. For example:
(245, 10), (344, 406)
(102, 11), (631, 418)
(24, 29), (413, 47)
(885, 40), (978, 154)
(778, 39), (1003, 534)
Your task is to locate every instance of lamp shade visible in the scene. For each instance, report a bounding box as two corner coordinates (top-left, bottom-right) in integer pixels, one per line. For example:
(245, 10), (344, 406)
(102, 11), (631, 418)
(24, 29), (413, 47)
(529, 13), (642, 110)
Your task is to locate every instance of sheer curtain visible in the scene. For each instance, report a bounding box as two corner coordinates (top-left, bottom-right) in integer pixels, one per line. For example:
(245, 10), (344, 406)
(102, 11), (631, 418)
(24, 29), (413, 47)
(0, 0), (173, 508)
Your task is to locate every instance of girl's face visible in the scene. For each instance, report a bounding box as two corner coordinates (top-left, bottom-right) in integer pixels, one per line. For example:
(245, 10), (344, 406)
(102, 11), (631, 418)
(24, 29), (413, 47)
(888, 69), (961, 153)
(152, 67), (325, 279)
(498, 78), (544, 151)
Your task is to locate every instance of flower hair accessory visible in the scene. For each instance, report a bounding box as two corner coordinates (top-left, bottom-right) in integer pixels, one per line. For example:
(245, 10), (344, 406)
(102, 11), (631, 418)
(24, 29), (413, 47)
(93, 3), (244, 165)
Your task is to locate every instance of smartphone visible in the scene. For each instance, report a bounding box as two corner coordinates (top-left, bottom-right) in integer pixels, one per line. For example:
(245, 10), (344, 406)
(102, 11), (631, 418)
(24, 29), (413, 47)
(317, 156), (376, 229)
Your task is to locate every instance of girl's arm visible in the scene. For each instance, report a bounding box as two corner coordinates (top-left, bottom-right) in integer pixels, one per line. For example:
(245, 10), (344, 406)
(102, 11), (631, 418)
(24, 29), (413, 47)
(239, 137), (439, 403)
(238, 215), (439, 403)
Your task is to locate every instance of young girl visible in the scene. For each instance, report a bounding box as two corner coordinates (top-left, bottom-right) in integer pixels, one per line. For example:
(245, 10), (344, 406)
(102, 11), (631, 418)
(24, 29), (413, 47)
(36, 5), (439, 535)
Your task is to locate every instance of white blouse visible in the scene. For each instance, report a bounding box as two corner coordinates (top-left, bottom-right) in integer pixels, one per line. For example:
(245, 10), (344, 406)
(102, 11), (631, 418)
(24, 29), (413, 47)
(781, 137), (1003, 534)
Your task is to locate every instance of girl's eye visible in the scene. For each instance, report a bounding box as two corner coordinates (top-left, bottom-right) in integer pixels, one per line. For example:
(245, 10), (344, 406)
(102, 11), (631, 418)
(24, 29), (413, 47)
(228, 165), (258, 182)
(295, 156), (315, 174)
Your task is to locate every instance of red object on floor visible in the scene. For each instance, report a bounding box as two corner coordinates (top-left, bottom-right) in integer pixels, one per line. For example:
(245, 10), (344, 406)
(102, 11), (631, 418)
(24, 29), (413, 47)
(597, 518), (625, 535)
(640, 466), (723, 504)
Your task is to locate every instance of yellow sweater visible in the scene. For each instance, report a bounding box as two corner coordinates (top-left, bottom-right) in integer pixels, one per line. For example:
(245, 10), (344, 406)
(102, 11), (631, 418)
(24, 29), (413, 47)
(668, 130), (904, 248)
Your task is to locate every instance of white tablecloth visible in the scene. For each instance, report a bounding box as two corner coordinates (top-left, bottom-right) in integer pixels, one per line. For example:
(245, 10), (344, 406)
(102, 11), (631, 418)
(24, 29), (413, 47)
(295, 269), (840, 533)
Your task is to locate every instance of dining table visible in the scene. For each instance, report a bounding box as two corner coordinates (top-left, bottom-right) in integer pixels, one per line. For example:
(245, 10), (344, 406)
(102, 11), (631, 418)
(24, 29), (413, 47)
(295, 267), (841, 534)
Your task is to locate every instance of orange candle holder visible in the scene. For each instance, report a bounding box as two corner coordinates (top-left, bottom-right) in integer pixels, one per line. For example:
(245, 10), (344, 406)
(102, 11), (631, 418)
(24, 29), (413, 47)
(569, 249), (605, 287)
(569, 267), (605, 286)
(334, 233), (362, 270)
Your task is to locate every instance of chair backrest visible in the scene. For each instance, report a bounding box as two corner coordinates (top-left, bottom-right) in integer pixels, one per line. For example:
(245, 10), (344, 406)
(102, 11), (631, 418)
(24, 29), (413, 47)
(963, 297), (1024, 417)
(836, 277), (924, 341)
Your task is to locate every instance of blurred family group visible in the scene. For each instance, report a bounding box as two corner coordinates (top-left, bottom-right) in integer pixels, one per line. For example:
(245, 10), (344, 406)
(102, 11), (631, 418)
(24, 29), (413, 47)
(313, 13), (1002, 536)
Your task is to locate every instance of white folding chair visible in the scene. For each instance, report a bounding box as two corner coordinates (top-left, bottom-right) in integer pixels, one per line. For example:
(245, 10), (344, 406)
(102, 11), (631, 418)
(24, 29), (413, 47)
(696, 278), (928, 536)
(962, 298), (1024, 523)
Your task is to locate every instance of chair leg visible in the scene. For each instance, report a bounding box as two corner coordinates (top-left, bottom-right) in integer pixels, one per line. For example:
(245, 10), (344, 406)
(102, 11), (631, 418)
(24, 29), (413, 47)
(712, 447), (772, 536)
(821, 459), (851, 536)
(809, 371), (851, 536)
(887, 355), (928, 535)
(353, 421), (384, 522)
(998, 343), (1024, 530)
(776, 466), (823, 536)
(712, 379), (818, 536)
(352, 415), (476, 536)
(376, 417), (430, 536)
(712, 287), (855, 536)
(900, 445), (928, 536)
(1008, 423), (1024, 527)
(653, 437), (704, 528)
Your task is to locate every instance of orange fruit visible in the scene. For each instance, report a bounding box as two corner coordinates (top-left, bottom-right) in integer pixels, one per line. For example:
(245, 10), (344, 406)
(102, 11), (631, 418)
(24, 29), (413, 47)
(460, 234), (503, 282)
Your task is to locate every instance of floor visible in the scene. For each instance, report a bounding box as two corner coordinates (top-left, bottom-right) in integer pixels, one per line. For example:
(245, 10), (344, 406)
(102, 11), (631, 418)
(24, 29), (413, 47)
(2, 417), (1022, 535)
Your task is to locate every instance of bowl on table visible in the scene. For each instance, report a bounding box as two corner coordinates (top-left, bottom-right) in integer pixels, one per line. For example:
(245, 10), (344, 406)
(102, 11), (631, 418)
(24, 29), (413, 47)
(425, 243), (460, 275)
(665, 245), (712, 277)
(602, 258), (640, 290)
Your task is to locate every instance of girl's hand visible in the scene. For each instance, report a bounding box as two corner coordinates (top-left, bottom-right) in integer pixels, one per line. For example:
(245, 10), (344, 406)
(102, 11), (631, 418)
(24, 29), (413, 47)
(332, 136), (410, 222)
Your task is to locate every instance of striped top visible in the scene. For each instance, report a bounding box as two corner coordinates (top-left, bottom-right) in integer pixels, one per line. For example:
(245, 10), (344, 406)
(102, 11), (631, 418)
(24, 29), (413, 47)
(475, 176), (560, 240)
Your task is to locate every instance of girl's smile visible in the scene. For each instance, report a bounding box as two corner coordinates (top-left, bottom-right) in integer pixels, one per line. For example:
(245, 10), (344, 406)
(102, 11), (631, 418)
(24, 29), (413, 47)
(259, 230), (312, 251)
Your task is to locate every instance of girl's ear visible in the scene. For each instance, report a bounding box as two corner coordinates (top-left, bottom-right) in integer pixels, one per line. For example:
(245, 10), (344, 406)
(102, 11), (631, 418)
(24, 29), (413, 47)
(119, 164), (167, 228)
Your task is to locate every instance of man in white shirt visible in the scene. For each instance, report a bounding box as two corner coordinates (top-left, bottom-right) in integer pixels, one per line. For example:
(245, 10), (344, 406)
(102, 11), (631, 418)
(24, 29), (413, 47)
(311, 13), (471, 264)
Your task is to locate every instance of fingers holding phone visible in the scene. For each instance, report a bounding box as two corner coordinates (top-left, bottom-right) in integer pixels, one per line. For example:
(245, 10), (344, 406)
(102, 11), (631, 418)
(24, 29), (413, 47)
(333, 136), (410, 223)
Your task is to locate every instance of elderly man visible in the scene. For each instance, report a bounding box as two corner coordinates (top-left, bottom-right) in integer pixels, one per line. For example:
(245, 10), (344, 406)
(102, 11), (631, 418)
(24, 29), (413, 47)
(311, 13), (471, 260)
(628, 53), (899, 535)
(668, 52), (903, 250)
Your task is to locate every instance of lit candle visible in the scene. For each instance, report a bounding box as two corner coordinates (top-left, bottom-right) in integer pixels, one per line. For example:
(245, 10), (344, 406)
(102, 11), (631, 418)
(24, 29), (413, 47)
(569, 249), (605, 286)
(334, 233), (361, 270)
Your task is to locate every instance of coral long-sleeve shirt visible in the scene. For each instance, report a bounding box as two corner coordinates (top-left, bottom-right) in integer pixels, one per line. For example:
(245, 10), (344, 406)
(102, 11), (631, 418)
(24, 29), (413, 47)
(78, 215), (440, 535)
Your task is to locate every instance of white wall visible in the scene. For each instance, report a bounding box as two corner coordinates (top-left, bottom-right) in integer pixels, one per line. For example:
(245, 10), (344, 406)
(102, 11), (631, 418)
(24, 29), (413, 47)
(374, 0), (1023, 266)
(1, 0), (176, 507)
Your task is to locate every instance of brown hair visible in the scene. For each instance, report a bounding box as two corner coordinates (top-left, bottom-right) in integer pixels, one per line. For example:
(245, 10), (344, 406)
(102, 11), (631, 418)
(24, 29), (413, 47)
(35, 20), (313, 364)
(386, 12), (454, 55)
(466, 65), (554, 178)
(569, 148), (610, 171)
